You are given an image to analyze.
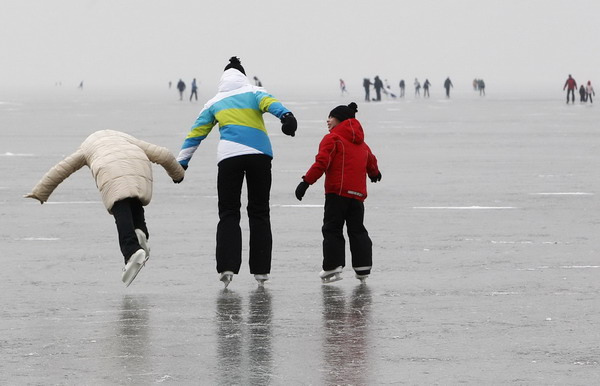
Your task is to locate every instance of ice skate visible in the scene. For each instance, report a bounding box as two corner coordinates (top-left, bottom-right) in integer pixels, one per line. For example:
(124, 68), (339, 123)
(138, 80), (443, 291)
(254, 274), (269, 287)
(319, 266), (343, 284)
(135, 229), (150, 257)
(219, 271), (234, 288)
(355, 273), (369, 283)
(122, 249), (149, 287)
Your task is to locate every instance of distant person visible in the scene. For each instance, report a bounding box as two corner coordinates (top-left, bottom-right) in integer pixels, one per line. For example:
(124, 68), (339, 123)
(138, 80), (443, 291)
(579, 84), (587, 102)
(478, 79), (486, 96)
(78, 81), (84, 89)
(340, 79), (348, 95)
(253, 76), (263, 87)
(373, 76), (384, 101)
(294, 102), (381, 284)
(586, 80), (595, 103)
(177, 79), (186, 101)
(363, 78), (372, 102)
(190, 78), (198, 101)
(563, 74), (577, 104)
(473, 78), (479, 91)
(176, 57), (297, 289)
(169, 81), (172, 89)
(399, 79), (405, 97)
(24, 130), (185, 287)
(414, 78), (421, 97)
(423, 79), (431, 98)
(444, 77), (453, 98)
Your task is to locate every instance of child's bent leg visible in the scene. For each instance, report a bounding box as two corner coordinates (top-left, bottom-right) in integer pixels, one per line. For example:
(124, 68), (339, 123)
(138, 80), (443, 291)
(130, 198), (148, 240)
(112, 198), (142, 263)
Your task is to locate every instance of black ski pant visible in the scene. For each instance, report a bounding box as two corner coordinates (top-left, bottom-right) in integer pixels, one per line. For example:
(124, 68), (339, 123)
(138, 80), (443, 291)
(216, 154), (272, 275)
(112, 197), (148, 263)
(322, 194), (372, 275)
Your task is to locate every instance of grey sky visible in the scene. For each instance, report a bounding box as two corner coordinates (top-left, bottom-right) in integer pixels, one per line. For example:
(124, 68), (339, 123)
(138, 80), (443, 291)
(2, 0), (599, 92)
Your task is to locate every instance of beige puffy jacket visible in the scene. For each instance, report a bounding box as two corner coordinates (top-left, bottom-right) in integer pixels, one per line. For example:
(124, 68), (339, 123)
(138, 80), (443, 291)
(25, 130), (185, 213)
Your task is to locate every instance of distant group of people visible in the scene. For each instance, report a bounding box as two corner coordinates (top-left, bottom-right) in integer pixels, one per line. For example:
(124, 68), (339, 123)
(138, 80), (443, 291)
(171, 75), (265, 102)
(472, 78), (486, 96)
(171, 78), (198, 101)
(361, 76), (454, 101)
(26, 57), (382, 290)
(564, 75), (595, 104)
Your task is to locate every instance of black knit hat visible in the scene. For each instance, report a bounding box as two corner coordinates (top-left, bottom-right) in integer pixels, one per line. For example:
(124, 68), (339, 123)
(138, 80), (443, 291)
(224, 56), (246, 75)
(329, 102), (358, 122)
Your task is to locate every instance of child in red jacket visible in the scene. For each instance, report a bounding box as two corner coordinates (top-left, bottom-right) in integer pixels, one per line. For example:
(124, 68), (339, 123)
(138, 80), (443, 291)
(295, 102), (381, 283)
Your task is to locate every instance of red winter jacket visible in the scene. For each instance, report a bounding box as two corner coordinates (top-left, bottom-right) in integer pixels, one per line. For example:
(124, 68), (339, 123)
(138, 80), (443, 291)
(303, 118), (380, 202)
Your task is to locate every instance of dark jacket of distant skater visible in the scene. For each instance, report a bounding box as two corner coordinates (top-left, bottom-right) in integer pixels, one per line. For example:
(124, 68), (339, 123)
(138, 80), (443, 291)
(563, 74), (577, 104)
(444, 77), (453, 97)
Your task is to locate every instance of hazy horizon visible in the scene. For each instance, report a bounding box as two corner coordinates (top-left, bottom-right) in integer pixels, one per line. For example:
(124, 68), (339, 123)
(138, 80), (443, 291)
(2, 0), (599, 93)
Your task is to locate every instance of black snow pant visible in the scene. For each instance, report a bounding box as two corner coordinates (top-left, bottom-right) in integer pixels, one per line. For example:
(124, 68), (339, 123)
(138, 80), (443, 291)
(322, 194), (372, 275)
(216, 154), (272, 275)
(364, 87), (370, 101)
(112, 197), (148, 263)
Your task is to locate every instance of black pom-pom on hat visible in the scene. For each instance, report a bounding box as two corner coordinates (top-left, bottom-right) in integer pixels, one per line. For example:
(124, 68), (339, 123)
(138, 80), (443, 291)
(347, 102), (358, 114)
(329, 102), (358, 122)
(224, 56), (246, 75)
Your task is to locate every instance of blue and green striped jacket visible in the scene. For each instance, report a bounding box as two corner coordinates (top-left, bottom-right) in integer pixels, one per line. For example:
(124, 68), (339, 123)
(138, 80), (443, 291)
(177, 69), (291, 166)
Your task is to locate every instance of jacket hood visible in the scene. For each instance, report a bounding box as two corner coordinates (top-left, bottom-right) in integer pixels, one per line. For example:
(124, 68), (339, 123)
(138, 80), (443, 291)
(218, 69), (250, 92)
(330, 118), (364, 144)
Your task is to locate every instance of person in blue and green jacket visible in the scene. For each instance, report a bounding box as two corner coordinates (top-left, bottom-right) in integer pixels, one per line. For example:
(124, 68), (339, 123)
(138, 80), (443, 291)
(177, 56), (297, 288)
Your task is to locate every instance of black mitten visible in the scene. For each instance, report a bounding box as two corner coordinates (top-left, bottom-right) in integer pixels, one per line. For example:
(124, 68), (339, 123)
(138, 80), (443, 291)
(281, 112), (297, 137)
(295, 181), (309, 201)
(369, 172), (382, 183)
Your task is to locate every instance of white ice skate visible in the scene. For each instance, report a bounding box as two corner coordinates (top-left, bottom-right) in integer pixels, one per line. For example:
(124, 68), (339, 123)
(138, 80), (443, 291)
(319, 266), (343, 284)
(254, 274), (269, 287)
(135, 229), (150, 257)
(355, 273), (369, 283)
(122, 249), (149, 287)
(219, 271), (234, 288)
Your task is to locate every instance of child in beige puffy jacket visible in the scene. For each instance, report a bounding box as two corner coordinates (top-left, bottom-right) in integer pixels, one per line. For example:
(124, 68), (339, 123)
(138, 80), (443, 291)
(25, 130), (185, 287)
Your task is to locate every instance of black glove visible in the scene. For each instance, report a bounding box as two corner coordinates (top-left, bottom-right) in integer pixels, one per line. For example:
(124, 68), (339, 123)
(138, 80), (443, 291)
(369, 172), (382, 183)
(280, 112), (297, 137)
(295, 181), (309, 201)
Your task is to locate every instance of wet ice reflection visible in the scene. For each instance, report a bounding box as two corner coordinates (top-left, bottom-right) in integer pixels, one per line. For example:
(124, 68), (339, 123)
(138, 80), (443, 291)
(321, 284), (372, 385)
(216, 287), (273, 385)
(248, 287), (273, 385)
(117, 295), (150, 373)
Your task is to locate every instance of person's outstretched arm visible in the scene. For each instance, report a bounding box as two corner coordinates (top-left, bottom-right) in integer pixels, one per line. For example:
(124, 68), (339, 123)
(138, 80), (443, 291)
(24, 150), (86, 203)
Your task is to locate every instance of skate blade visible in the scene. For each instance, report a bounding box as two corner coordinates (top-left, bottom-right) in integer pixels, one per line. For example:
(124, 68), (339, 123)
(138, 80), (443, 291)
(122, 259), (148, 287)
(321, 274), (343, 284)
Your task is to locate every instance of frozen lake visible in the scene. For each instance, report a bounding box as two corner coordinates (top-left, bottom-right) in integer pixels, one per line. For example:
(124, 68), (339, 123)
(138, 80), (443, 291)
(1, 86), (599, 384)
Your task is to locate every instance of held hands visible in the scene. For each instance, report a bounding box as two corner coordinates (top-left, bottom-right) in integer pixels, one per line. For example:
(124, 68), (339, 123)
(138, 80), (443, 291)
(280, 112), (297, 137)
(295, 180), (309, 201)
(369, 172), (382, 183)
(174, 162), (187, 183)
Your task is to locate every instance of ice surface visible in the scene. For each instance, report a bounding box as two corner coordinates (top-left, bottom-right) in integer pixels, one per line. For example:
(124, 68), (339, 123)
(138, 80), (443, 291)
(1, 88), (599, 384)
